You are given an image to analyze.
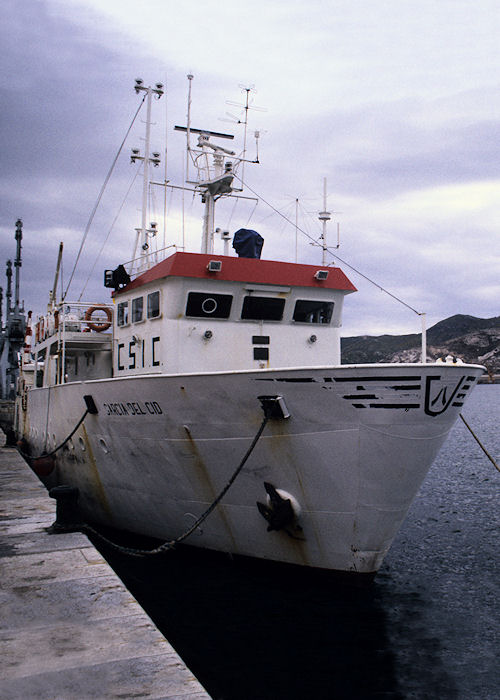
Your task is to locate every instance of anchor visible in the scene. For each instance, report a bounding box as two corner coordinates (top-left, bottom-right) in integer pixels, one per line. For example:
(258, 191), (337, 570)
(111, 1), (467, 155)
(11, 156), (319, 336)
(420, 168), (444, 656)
(257, 482), (301, 536)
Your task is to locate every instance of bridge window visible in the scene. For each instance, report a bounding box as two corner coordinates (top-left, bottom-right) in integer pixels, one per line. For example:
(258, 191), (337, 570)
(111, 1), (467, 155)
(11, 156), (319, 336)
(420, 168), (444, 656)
(186, 292), (233, 318)
(147, 291), (160, 319)
(132, 297), (143, 323)
(117, 301), (129, 326)
(293, 300), (334, 324)
(241, 296), (285, 321)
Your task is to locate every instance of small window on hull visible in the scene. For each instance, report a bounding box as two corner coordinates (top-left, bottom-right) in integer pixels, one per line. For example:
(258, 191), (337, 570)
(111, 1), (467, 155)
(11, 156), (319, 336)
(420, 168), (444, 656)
(241, 296), (285, 321)
(132, 297), (143, 322)
(147, 291), (160, 319)
(293, 300), (334, 324)
(117, 301), (129, 326)
(186, 292), (233, 318)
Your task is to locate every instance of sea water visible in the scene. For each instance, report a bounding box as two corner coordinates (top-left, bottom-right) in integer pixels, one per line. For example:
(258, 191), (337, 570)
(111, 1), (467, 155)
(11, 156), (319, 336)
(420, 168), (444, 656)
(93, 385), (499, 699)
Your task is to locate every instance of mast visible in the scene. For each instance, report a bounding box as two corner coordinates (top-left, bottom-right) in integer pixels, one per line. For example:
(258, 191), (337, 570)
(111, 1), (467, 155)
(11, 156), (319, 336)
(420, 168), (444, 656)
(49, 242), (64, 310)
(202, 193), (216, 254)
(198, 146), (235, 254)
(173, 123), (235, 254)
(130, 79), (164, 273)
(421, 313), (427, 363)
(318, 178), (340, 264)
(176, 75), (236, 254)
(186, 74), (193, 182)
(141, 86), (153, 257)
(318, 178), (331, 266)
(5, 261), (12, 314)
(14, 219), (23, 311)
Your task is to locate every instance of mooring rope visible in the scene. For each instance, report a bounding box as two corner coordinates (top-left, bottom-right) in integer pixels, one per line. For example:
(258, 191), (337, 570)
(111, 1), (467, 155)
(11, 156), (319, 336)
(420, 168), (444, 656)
(17, 410), (90, 461)
(81, 414), (270, 557)
(233, 173), (423, 316)
(459, 413), (499, 473)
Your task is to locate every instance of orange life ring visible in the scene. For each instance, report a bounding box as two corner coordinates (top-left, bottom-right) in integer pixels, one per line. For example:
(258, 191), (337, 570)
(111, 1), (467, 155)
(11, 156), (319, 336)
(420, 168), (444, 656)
(84, 305), (112, 332)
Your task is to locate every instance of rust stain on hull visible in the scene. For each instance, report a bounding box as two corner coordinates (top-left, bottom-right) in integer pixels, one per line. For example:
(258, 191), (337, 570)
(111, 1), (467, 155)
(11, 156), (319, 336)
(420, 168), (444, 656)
(265, 429), (327, 567)
(182, 425), (238, 550)
(80, 424), (112, 516)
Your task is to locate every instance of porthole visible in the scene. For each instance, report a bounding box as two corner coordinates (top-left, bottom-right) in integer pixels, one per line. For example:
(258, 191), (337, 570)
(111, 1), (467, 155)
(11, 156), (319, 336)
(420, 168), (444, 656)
(186, 292), (232, 318)
(201, 297), (217, 314)
(98, 438), (109, 454)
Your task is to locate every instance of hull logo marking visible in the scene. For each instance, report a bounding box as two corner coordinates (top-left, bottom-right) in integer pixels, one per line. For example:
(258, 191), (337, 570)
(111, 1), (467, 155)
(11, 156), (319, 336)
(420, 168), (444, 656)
(424, 375), (466, 417)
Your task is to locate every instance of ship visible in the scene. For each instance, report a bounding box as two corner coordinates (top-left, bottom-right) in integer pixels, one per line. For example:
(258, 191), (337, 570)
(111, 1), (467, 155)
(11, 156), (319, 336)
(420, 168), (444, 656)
(15, 78), (484, 577)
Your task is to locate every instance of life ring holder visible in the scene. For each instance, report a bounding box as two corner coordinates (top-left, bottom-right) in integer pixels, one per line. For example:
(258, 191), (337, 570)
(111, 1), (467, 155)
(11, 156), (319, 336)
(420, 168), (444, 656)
(84, 305), (112, 332)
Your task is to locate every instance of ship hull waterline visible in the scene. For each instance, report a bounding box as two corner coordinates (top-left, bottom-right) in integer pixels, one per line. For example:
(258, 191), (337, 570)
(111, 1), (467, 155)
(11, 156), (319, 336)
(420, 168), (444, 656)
(18, 362), (483, 575)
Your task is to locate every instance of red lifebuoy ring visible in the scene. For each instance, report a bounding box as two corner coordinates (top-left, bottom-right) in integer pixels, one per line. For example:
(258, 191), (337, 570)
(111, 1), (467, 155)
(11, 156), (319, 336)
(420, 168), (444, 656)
(84, 305), (112, 332)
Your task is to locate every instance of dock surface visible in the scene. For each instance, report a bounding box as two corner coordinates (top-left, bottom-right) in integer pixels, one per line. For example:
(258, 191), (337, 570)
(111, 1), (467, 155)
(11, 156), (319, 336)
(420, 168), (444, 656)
(0, 446), (210, 700)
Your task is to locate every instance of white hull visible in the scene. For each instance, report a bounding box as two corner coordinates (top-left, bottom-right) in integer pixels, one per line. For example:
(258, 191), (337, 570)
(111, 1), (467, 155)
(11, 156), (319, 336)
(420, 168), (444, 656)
(18, 362), (483, 574)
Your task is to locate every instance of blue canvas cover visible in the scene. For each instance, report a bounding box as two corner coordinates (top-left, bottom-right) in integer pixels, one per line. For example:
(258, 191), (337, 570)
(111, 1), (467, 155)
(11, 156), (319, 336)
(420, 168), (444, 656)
(232, 229), (264, 259)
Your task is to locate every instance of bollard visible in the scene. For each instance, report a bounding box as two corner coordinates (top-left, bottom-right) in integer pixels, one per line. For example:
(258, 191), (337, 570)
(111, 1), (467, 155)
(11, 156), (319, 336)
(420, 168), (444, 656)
(48, 485), (82, 533)
(4, 428), (17, 447)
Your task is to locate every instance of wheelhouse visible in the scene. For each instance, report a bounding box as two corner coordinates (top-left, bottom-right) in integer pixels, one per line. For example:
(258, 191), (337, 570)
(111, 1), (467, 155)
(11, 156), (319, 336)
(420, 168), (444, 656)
(112, 251), (356, 375)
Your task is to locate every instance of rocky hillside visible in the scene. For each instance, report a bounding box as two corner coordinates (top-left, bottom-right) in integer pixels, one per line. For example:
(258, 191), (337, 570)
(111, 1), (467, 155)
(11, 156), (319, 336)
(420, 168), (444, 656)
(341, 314), (500, 375)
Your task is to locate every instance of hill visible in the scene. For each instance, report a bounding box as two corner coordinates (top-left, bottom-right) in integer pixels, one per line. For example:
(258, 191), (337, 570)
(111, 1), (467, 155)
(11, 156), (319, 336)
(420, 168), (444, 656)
(341, 314), (500, 375)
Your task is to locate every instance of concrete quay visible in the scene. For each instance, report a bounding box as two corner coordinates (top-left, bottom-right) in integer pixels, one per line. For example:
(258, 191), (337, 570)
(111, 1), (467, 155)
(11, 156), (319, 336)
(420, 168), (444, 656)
(0, 446), (211, 700)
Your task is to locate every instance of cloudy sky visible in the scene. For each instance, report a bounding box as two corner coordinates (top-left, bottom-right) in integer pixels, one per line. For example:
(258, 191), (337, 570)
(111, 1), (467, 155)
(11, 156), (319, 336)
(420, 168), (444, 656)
(1, 0), (499, 337)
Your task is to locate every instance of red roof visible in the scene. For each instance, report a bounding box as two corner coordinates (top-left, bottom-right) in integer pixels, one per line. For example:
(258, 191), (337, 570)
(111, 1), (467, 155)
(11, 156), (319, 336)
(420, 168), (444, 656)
(116, 252), (357, 295)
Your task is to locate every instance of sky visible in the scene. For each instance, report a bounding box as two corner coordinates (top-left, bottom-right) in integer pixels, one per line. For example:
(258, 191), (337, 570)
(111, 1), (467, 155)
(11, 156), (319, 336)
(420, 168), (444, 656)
(1, 0), (499, 337)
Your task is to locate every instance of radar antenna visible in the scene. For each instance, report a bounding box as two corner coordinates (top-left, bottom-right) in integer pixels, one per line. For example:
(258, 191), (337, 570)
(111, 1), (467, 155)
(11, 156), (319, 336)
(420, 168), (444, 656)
(174, 75), (261, 255)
